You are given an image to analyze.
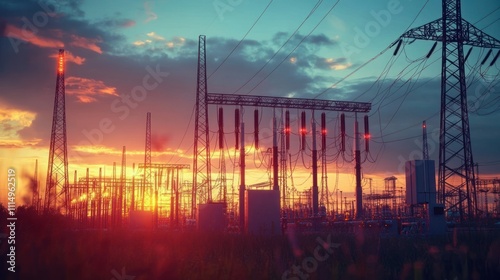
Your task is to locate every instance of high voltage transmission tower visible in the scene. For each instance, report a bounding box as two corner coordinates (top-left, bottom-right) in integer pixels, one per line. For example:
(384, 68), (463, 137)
(143, 112), (152, 210)
(394, 0), (500, 221)
(45, 49), (69, 212)
(193, 35), (212, 218)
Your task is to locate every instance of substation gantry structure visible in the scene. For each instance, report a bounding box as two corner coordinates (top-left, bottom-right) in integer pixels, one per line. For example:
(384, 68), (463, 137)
(192, 35), (371, 226)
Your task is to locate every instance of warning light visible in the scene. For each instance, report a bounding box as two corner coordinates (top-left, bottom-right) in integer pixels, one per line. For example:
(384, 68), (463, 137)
(57, 49), (64, 74)
(321, 112), (326, 135)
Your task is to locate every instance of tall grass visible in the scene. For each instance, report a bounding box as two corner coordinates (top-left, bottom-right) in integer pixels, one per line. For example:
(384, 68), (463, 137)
(1, 207), (499, 279)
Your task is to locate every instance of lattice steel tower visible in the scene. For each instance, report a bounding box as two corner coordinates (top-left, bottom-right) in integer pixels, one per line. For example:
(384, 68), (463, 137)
(143, 112), (152, 210)
(193, 35), (212, 217)
(45, 49), (69, 212)
(397, 0), (500, 220)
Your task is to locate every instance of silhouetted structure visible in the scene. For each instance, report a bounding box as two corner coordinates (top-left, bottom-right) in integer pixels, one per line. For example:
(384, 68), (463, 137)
(45, 49), (69, 212)
(395, 0), (500, 221)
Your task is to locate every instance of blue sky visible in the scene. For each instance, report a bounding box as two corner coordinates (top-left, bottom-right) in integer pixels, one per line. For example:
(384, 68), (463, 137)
(0, 0), (499, 202)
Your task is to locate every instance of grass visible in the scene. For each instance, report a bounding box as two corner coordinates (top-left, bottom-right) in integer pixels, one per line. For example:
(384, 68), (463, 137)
(1, 207), (499, 279)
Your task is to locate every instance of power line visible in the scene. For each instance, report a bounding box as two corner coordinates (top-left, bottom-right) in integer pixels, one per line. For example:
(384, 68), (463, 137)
(231, 0), (325, 94)
(208, 0), (274, 79)
(314, 0), (430, 100)
(244, 0), (342, 95)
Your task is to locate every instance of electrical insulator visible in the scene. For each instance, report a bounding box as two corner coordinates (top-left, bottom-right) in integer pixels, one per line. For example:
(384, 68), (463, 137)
(285, 110), (290, 150)
(218, 108), (224, 150)
(464, 48), (473, 62)
(364, 115), (370, 152)
(426, 42), (437, 58)
(301, 111), (306, 150)
(393, 39), (402, 56)
(254, 109), (259, 150)
(490, 50), (500, 66)
(481, 49), (493, 65)
(321, 112), (326, 151)
(235, 109), (240, 150)
(340, 113), (345, 152)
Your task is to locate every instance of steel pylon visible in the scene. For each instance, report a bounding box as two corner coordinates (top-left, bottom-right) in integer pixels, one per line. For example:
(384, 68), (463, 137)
(396, 0), (500, 221)
(192, 35), (212, 218)
(45, 49), (69, 212)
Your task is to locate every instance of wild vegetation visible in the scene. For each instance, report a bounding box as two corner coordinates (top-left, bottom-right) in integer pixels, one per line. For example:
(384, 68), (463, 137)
(0, 205), (499, 280)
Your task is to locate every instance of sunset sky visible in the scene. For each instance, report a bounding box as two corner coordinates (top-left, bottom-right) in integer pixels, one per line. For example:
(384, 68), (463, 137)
(0, 0), (499, 205)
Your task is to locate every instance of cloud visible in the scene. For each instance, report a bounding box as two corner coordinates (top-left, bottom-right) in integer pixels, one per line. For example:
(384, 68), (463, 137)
(49, 51), (85, 65)
(70, 34), (103, 54)
(5, 23), (64, 49)
(0, 138), (41, 148)
(147, 31), (165, 41)
(316, 57), (352, 70)
(0, 107), (40, 148)
(133, 40), (146, 46)
(144, 1), (158, 23)
(65, 77), (118, 102)
(132, 35), (187, 52)
(72, 144), (185, 158)
(0, 0), (497, 180)
(152, 133), (170, 152)
(98, 18), (136, 29)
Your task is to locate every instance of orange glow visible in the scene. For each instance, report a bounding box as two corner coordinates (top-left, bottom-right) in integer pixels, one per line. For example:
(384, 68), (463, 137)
(58, 51), (64, 73)
(70, 35), (103, 54)
(5, 23), (64, 49)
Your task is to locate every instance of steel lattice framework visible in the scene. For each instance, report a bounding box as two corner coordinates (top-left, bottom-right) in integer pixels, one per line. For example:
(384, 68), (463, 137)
(142, 112), (152, 210)
(207, 93), (371, 112)
(193, 35), (212, 218)
(193, 36), (372, 219)
(45, 49), (69, 212)
(396, 0), (500, 221)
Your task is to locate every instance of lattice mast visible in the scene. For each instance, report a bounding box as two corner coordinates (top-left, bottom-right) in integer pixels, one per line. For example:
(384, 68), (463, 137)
(396, 0), (500, 220)
(193, 35), (212, 218)
(119, 146), (126, 224)
(422, 121), (429, 160)
(142, 112), (152, 210)
(45, 49), (69, 212)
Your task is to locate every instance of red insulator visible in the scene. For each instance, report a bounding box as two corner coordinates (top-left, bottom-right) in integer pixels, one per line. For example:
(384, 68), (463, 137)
(301, 111), (306, 150)
(285, 110), (290, 150)
(364, 115), (370, 152)
(218, 108), (224, 150)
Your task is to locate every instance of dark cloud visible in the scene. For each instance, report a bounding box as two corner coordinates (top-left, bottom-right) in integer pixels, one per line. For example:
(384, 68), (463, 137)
(95, 18), (136, 29)
(305, 33), (336, 46)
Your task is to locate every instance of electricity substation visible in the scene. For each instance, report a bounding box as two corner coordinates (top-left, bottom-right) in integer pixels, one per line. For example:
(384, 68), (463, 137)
(34, 0), (500, 235)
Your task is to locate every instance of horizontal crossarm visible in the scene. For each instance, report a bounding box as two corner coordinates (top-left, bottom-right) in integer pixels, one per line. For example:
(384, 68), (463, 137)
(207, 93), (371, 112)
